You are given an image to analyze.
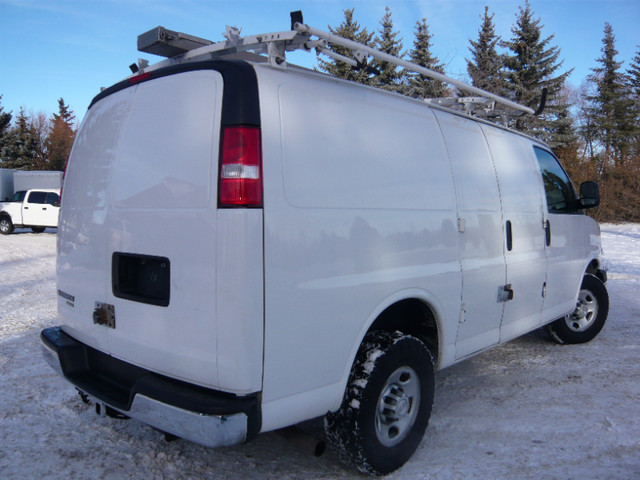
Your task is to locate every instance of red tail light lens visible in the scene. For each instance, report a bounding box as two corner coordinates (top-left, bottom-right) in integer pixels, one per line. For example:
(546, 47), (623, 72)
(219, 126), (263, 207)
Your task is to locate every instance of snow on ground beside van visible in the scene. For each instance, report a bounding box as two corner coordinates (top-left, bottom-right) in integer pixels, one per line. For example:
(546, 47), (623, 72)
(1, 225), (639, 479)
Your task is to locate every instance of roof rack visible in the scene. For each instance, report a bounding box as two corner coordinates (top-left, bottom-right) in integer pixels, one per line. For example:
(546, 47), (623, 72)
(136, 11), (538, 119)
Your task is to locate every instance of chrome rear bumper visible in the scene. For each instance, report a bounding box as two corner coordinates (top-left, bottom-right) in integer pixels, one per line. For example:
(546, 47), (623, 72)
(41, 326), (260, 448)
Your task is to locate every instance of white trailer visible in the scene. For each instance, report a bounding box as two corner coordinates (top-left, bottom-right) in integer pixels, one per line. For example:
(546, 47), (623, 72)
(13, 170), (62, 192)
(0, 168), (14, 201)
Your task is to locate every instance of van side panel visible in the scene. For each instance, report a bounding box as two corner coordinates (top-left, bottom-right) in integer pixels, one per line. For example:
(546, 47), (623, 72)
(258, 67), (461, 431)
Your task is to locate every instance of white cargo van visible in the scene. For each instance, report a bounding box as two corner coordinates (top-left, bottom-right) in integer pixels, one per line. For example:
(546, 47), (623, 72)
(42, 18), (608, 475)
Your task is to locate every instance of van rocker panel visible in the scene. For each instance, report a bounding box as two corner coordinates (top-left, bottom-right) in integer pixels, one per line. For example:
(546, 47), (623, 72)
(41, 326), (261, 446)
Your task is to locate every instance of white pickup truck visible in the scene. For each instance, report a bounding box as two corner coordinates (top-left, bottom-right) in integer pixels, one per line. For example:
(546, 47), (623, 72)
(0, 189), (60, 234)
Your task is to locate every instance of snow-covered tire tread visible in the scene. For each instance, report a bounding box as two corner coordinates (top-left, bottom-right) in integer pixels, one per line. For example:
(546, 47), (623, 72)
(324, 330), (434, 475)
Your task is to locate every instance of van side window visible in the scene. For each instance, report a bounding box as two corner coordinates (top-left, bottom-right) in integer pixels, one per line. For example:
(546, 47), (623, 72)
(27, 191), (47, 204)
(534, 147), (578, 214)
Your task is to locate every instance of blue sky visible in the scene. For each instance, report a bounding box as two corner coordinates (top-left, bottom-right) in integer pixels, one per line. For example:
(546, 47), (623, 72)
(1, 0), (638, 123)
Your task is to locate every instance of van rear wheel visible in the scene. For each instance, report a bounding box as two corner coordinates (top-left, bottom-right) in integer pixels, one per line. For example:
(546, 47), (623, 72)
(0, 216), (14, 235)
(31, 226), (46, 233)
(324, 331), (434, 475)
(547, 274), (609, 344)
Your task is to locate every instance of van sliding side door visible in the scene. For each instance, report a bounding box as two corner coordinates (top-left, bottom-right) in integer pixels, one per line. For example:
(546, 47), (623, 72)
(480, 125), (547, 342)
(434, 111), (505, 359)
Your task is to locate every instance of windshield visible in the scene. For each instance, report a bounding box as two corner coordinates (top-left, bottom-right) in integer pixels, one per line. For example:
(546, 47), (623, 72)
(10, 191), (27, 202)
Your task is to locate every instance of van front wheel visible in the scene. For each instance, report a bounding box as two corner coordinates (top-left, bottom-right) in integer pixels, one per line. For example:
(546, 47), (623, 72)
(324, 331), (434, 475)
(547, 274), (609, 344)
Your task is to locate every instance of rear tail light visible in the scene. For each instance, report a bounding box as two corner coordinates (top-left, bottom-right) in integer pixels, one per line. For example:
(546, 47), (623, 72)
(219, 126), (263, 207)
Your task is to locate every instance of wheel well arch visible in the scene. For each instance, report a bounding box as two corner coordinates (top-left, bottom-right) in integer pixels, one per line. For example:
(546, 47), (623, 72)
(586, 258), (606, 283)
(367, 298), (439, 365)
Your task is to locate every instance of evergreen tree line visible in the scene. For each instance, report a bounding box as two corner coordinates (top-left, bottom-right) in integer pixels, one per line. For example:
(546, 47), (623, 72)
(0, 97), (76, 172)
(1, 3), (638, 221)
(319, 3), (640, 222)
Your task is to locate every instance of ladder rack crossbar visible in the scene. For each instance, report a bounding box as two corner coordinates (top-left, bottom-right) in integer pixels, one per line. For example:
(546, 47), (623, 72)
(294, 23), (534, 115)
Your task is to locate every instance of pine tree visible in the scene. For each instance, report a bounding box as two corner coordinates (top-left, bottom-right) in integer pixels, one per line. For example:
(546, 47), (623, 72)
(627, 46), (640, 157)
(405, 18), (446, 99)
(372, 7), (405, 92)
(467, 6), (507, 96)
(0, 95), (12, 164)
(1, 107), (37, 169)
(45, 98), (76, 171)
(317, 9), (375, 85)
(627, 46), (640, 98)
(587, 23), (636, 168)
(501, 0), (574, 148)
(30, 112), (51, 170)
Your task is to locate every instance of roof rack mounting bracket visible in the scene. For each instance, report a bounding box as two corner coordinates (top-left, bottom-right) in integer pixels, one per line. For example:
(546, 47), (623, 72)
(267, 41), (287, 68)
(224, 26), (243, 47)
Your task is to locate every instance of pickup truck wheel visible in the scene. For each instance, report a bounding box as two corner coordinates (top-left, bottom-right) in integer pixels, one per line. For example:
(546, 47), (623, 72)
(324, 331), (434, 475)
(31, 227), (46, 233)
(547, 274), (609, 344)
(0, 216), (14, 235)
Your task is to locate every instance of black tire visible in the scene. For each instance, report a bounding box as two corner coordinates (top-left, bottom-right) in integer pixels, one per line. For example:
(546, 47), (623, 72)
(0, 216), (14, 235)
(31, 226), (46, 233)
(324, 331), (435, 475)
(547, 274), (609, 344)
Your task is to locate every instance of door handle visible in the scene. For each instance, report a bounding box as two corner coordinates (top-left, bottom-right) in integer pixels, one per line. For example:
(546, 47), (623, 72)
(506, 220), (513, 251)
(545, 220), (551, 246)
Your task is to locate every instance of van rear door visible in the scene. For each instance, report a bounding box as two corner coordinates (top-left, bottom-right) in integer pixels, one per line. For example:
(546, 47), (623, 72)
(104, 71), (224, 388)
(58, 66), (264, 394)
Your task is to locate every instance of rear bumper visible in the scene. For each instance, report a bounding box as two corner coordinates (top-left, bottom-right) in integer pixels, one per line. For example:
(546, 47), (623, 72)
(41, 326), (261, 447)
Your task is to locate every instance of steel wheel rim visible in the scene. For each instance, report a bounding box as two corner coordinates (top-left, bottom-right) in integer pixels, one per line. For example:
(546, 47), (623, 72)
(565, 288), (599, 332)
(375, 366), (420, 447)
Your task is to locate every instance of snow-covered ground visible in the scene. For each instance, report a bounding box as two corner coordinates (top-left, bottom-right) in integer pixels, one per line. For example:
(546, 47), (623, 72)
(1, 224), (639, 479)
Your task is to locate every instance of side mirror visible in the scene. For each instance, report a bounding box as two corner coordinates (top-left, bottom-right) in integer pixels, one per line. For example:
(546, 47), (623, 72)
(578, 181), (600, 209)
